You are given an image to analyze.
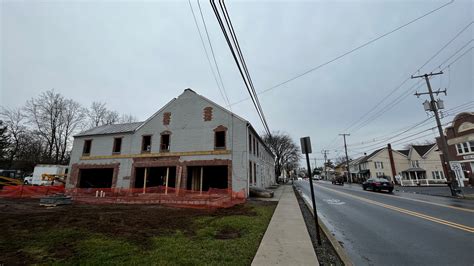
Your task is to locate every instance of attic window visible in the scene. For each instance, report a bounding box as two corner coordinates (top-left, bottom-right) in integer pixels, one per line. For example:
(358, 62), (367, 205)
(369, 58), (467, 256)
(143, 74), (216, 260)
(142, 135), (152, 153)
(163, 112), (171, 125)
(204, 107), (213, 121)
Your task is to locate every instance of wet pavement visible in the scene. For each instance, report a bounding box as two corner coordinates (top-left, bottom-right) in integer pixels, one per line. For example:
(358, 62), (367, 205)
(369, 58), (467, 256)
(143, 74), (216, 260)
(295, 180), (474, 266)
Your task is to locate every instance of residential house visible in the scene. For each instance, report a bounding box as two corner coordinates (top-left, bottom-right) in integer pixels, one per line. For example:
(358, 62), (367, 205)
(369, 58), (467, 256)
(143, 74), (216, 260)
(67, 89), (275, 197)
(436, 112), (474, 186)
(355, 144), (409, 182)
(400, 143), (445, 185)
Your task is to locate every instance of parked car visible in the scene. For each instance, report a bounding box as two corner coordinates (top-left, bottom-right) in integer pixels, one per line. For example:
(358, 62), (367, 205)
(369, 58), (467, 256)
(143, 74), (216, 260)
(362, 177), (394, 193)
(331, 176), (344, 185)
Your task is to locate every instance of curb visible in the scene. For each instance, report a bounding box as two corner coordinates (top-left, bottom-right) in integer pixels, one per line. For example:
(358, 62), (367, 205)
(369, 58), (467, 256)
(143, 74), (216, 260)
(295, 188), (353, 266)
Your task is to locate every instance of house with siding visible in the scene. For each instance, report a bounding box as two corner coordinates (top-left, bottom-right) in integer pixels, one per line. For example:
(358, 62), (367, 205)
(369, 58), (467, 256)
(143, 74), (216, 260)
(67, 89), (275, 196)
(400, 143), (445, 185)
(354, 144), (409, 183)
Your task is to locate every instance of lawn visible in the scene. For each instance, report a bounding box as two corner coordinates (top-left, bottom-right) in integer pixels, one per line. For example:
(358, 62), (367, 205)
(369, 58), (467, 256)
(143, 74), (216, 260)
(0, 199), (276, 265)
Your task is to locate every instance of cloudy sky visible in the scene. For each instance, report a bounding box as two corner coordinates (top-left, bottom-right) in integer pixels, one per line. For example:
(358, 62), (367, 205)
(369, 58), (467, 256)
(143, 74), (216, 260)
(1, 0), (473, 163)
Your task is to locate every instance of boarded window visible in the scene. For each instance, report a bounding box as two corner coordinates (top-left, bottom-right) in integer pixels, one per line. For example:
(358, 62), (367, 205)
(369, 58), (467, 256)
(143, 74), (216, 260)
(113, 138), (122, 154)
(83, 140), (92, 155)
(163, 112), (171, 125)
(215, 131), (226, 149)
(161, 134), (170, 151)
(142, 135), (152, 152)
(203, 107), (213, 121)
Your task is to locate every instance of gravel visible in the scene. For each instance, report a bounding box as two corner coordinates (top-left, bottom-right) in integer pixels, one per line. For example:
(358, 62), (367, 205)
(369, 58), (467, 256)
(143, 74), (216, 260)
(294, 186), (344, 266)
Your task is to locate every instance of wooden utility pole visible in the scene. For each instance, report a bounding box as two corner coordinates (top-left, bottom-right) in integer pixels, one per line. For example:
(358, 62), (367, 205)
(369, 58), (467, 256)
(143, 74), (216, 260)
(321, 150), (329, 180)
(412, 71), (457, 196)
(339, 133), (352, 183)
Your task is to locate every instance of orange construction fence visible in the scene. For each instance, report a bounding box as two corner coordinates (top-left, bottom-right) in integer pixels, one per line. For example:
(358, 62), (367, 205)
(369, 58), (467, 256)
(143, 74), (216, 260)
(0, 185), (65, 198)
(0, 185), (246, 208)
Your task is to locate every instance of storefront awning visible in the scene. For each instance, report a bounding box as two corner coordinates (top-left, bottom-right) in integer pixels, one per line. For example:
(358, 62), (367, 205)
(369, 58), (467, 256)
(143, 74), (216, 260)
(359, 169), (370, 174)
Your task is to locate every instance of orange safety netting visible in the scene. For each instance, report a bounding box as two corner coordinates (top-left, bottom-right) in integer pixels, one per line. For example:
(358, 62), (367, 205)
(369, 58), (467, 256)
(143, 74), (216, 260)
(0, 185), (65, 198)
(0, 185), (246, 208)
(67, 186), (246, 208)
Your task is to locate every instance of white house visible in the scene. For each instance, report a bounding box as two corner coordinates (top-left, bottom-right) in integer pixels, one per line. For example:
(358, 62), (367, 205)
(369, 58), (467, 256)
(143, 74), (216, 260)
(67, 89), (275, 196)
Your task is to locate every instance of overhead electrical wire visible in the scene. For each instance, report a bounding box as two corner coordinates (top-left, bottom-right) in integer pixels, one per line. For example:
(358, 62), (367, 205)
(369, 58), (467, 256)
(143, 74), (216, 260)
(345, 20), (473, 135)
(229, 0), (455, 107)
(344, 102), (473, 150)
(196, 0), (232, 109)
(209, 0), (271, 135)
(188, 0), (231, 108)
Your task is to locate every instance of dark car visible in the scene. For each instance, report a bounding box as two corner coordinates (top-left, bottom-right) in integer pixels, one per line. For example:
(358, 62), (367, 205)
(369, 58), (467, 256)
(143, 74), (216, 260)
(362, 177), (394, 193)
(331, 176), (344, 185)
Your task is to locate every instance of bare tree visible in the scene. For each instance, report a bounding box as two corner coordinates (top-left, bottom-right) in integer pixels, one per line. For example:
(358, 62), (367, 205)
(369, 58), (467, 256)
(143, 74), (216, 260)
(104, 110), (120, 125)
(0, 120), (9, 160)
(0, 107), (27, 168)
(263, 131), (301, 183)
(87, 102), (108, 128)
(24, 90), (65, 163)
(335, 155), (351, 165)
(56, 99), (86, 163)
(119, 114), (138, 123)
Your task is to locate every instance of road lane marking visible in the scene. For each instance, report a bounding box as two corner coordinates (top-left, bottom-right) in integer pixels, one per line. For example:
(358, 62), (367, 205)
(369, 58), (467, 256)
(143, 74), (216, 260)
(316, 184), (474, 233)
(319, 182), (474, 213)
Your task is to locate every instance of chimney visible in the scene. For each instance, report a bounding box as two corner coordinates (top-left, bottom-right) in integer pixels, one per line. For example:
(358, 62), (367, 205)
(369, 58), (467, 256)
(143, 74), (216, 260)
(387, 143), (397, 180)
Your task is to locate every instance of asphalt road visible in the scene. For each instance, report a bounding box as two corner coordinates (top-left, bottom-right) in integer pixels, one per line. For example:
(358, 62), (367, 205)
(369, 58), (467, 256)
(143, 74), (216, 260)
(294, 180), (474, 266)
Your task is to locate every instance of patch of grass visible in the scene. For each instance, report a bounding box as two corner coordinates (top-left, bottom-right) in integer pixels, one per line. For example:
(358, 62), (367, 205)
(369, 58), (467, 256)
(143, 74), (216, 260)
(1, 202), (276, 265)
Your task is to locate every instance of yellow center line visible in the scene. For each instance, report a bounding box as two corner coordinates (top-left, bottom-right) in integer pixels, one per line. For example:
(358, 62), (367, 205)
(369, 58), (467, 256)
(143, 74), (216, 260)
(334, 184), (474, 213)
(316, 184), (474, 233)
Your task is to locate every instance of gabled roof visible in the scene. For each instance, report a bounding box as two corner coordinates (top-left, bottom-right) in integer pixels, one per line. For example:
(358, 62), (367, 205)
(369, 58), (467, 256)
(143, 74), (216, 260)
(360, 148), (384, 163)
(412, 143), (436, 157)
(397, 149), (409, 156)
(75, 122), (143, 137)
(349, 156), (365, 165)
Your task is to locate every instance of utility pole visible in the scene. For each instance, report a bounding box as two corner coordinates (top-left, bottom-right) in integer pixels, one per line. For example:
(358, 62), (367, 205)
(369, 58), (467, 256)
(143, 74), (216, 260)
(339, 133), (352, 183)
(412, 71), (457, 196)
(321, 150), (329, 180)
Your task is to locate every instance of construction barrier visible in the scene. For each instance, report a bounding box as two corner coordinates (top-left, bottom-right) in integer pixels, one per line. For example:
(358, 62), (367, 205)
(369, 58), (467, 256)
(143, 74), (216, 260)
(66, 186), (246, 209)
(0, 185), (65, 198)
(0, 185), (246, 208)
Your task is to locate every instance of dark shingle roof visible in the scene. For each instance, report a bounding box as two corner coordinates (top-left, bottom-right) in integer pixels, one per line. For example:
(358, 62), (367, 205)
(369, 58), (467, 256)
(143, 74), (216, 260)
(412, 143), (436, 157)
(75, 122), (144, 137)
(397, 149), (409, 156)
(360, 148), (384, 163)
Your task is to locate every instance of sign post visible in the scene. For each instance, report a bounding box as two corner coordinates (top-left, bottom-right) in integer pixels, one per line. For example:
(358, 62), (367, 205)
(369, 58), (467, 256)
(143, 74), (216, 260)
(300, 136), (322, 245)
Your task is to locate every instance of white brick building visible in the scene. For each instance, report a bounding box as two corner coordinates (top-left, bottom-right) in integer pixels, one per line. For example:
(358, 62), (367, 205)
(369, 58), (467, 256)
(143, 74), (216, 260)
(67, 89), (275, 196)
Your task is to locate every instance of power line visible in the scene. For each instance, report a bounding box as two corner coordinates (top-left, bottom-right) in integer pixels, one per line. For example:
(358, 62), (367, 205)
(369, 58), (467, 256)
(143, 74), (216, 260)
(209, 0), (270, 135)
(228, 0), (454, 107)
(188, 0), (230, 108)
(196, 0), (232, 109)
(346, 20), (473, 134)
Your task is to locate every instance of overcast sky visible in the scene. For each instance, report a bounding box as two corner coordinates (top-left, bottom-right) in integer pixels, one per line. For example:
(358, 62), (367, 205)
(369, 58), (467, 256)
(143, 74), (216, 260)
(1, 0), (473, 163)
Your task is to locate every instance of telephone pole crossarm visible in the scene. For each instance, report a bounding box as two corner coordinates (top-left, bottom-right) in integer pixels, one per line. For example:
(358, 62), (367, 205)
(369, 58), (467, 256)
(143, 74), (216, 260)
(411, 71), (458, 196)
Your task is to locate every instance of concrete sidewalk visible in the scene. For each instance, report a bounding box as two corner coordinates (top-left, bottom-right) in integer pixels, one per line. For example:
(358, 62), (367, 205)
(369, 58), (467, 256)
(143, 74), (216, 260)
(252, 185), (319, 265)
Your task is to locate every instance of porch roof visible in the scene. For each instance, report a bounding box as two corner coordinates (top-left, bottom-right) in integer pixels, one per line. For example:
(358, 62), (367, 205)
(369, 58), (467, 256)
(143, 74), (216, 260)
(402, 167), (426, 172)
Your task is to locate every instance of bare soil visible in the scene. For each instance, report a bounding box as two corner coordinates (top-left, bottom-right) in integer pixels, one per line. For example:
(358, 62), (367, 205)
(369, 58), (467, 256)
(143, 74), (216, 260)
(0, 197), (275, 265)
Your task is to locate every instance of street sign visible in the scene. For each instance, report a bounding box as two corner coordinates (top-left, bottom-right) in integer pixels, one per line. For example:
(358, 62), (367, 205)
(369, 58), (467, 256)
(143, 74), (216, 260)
(300, 137), (312, 154)
(300, 135), (321, 245)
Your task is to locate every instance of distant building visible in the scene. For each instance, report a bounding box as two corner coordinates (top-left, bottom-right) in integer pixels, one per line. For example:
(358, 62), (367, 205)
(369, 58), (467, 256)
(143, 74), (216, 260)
(400, 143), (445, 186)
(436, 112), (474, 186)
(67, 89), (275, 196)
